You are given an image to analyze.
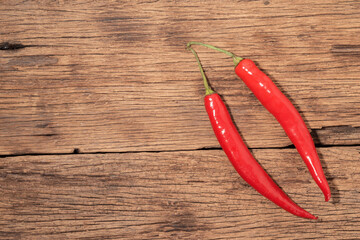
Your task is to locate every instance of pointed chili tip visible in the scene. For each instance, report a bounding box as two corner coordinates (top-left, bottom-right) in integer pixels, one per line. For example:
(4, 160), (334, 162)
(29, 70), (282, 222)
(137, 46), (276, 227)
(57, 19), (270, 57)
(301, 211), (318, 220)
(321, 185), (331, 202)
(324, 192), (331, 202)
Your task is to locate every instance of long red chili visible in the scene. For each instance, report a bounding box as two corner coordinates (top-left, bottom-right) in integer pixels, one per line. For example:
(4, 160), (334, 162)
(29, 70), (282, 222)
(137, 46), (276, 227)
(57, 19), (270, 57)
(187, 47), (317, 219)
(187, 42), (331, 202)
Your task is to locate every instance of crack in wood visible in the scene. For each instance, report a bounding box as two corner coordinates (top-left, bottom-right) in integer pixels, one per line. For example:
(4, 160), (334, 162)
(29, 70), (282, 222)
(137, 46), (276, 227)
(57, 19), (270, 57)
(0, 42), (27, 50)
(0, 143), (359, 159)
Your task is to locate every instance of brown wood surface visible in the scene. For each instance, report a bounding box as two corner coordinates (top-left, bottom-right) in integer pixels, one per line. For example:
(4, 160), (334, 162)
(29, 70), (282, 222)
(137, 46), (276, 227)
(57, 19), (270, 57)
(1, 147), (359, 239)
(1, 0), (360, 154)
(1, 0), (360, 239)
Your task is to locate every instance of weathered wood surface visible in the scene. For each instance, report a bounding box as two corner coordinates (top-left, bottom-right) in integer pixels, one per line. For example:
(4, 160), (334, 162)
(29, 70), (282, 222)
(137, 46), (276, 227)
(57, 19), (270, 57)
(1, 147), (359, 239)
(1, 0), (360, 239)
(1, 0), (360, 155)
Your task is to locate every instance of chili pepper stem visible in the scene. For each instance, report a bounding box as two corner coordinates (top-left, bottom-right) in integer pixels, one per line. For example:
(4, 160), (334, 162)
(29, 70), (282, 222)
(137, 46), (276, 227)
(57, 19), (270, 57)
(187, 46), (214, 96)
(187, 41), (243, 66)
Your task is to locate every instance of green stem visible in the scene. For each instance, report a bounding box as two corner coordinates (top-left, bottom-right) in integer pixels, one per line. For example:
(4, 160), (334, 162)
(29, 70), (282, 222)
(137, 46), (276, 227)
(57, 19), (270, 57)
(187, 41), (243, 66)
(187, 47), (214, 96)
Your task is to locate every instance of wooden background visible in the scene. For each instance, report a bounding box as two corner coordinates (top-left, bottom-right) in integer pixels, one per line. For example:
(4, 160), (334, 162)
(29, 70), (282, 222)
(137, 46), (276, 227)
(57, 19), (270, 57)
(1, 0), (359, 239)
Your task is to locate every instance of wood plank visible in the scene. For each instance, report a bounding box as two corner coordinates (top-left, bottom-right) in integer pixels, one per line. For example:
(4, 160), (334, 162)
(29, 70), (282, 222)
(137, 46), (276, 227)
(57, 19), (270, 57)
(1, 0), (360, 155)
(0, 147), (359, 239)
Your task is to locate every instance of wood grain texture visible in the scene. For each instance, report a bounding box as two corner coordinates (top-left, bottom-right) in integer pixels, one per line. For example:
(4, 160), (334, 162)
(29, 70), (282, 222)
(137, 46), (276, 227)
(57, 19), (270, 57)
(1, 0), (359, 155)
(1, 1), (359, 238)
(1, 147), (359, 239)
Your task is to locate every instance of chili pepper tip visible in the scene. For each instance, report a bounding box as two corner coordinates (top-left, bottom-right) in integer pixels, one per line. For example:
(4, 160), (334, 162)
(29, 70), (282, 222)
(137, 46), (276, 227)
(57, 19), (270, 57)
(324, 192), (331, 202)
(302, 212), (318, 220)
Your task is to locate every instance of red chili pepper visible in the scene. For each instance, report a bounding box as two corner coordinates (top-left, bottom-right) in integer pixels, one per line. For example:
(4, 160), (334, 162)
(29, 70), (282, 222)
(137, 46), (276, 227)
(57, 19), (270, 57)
(187, 47), (317, 219)
(235, 59), (331, 202)
(187, 42), (331, 202)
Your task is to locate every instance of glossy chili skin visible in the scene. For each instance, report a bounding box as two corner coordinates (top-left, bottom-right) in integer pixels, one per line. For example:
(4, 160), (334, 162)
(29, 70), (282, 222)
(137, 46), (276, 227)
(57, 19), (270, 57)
(235, 59), (331, 201)
(205, 93), (317, 219)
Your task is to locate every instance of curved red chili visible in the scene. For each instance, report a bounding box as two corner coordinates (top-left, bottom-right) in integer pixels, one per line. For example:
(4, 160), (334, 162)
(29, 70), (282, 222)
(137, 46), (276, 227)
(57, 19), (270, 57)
(205, 93), (317, 219)
(235, 59), (331, 201)
(187, 47), (317, 219)
(187, 41), (331, 202)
